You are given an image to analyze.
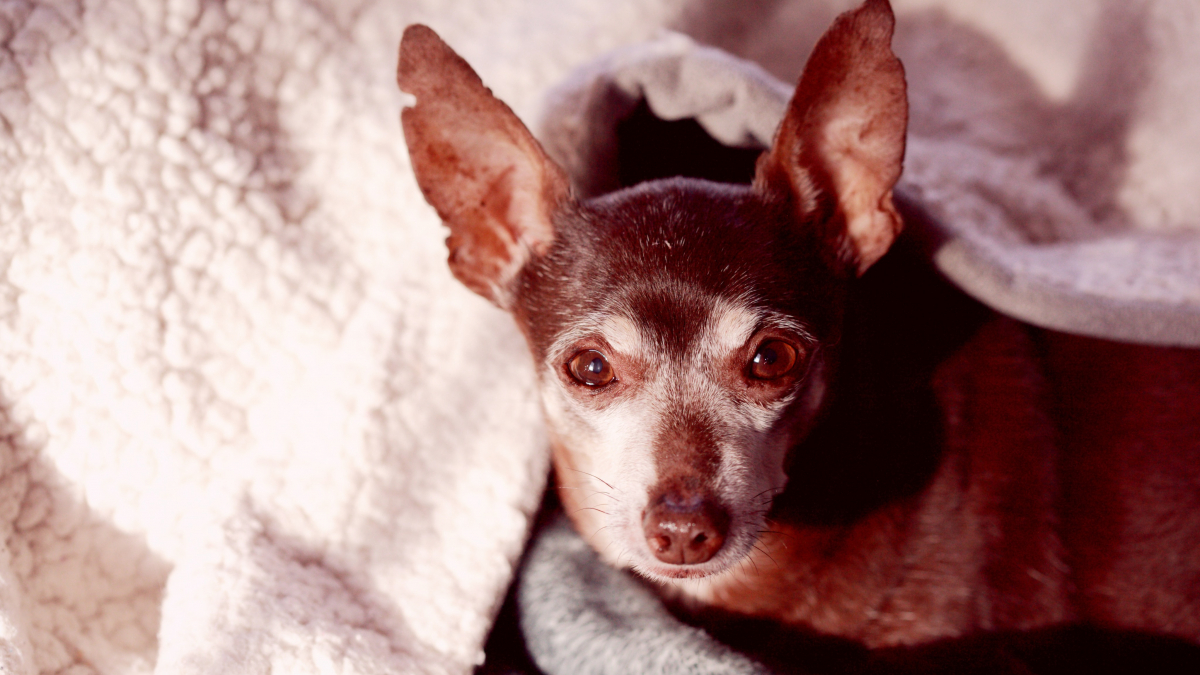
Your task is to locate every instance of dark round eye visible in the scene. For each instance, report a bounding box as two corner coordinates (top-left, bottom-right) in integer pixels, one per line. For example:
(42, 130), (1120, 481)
(749, 340), (799, 380)
(567, 350), (616, 387)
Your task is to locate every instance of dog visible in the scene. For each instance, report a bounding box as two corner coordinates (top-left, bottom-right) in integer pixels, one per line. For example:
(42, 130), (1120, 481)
(397, 0), (1200, 664)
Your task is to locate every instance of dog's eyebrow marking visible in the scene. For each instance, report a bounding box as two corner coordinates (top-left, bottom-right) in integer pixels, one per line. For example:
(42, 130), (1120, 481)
(697, 298), (818, 364)
(702, 300), (762, 357)
(544, 312), (648, 366)
(600, 314), (644, 356)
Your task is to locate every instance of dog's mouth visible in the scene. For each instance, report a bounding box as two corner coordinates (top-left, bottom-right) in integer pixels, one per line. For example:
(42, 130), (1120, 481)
(643, 564), (721, 580)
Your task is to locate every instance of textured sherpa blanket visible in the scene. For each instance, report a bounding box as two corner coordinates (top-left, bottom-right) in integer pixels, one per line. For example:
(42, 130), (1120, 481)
(2, 0), (1199, 674)
(0, 0), (682, 673)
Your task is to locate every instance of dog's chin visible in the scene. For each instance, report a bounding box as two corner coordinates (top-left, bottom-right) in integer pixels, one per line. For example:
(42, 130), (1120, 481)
(637, 562), (728, 581)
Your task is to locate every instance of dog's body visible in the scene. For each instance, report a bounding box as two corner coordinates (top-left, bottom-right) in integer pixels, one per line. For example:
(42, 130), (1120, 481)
(397, 0), (1200, 660)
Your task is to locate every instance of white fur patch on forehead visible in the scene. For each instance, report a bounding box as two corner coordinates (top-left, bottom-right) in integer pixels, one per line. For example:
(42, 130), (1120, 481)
(703, 298), (762, 357)
(697, 296), (817, 363)
(542, 281), (694, 363)
(598, 313), (644, 356)
(545, 311), (647, 365)
(546, 314), (605, 355)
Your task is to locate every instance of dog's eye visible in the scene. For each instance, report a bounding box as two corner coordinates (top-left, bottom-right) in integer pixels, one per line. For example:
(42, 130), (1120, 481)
(749, 340), (799, 380)
(568, 350), (616, 387)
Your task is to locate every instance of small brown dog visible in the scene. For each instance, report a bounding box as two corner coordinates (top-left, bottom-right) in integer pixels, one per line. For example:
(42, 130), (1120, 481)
(398, 0), (1200, 661)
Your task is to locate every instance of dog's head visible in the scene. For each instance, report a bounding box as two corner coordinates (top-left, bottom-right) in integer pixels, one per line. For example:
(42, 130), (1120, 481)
(398, 0), (906, 583)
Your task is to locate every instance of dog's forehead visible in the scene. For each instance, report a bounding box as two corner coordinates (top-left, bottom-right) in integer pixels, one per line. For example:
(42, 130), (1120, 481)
(617, 282), (761, 353)
(549, 281), (768, 362)
(617, 279), (718, 353)
(573, 180), (781, 296)
(523, 177), (836, 357)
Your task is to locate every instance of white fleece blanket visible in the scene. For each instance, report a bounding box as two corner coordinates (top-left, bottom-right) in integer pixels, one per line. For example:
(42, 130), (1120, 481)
(0, 0), (681, 672)
(1, 1), (1197, 674)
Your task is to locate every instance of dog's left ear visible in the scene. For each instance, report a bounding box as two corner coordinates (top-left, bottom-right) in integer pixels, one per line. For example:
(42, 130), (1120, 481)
(754, 0), (907, 276)
(398, 25), (572, 308)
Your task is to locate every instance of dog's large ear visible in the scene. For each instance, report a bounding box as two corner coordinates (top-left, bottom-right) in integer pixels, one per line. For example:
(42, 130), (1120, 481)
(398, 25), (571, 308)
(754, 0), (907, 276)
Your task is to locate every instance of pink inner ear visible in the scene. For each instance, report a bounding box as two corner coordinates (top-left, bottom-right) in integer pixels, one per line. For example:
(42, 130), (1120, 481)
(755, 0), (908, 276)
(398, 24), (570, 308)
(443, 154), (559, 302)
(819, 104), (905, 275)
(477, 146), (559, 259)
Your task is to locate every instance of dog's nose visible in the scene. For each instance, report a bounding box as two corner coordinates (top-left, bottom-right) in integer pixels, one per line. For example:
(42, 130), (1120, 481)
(642, 491), (730, 565)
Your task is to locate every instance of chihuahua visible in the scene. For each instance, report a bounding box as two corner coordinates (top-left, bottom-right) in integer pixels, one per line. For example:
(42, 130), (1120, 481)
(398, 0), (1200, 657)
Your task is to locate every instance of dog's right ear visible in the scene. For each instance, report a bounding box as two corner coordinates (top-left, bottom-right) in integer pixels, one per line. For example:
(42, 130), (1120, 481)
(754, 0), (907, 277)
(398, 25), (571, 308)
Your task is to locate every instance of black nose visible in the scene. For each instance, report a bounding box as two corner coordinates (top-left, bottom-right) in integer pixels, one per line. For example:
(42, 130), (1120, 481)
(642, 490), (730, 565)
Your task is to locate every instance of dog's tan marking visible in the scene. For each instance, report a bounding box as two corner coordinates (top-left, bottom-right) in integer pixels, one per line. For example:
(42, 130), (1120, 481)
(700, 300), (760, 360)
(599, 314), (645, 357)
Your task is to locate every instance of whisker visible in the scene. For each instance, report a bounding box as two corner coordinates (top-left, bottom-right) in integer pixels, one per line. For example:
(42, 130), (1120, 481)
(752, 543), (781, 569)
(559, 486), (605, 495)
(558, 486), (616, 499)
(734, 558), (756, 590)
(600, 533), (618, 559)
(750, 486), (786, 503)
(573, 490), (620, 509)
(756, 529), (796, 546)
(570, 469), (619, 492)
(574, 506), (610, 516)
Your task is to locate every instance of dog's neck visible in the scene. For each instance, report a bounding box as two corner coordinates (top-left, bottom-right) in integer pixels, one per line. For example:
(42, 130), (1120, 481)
(776, 222), (991, 524)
